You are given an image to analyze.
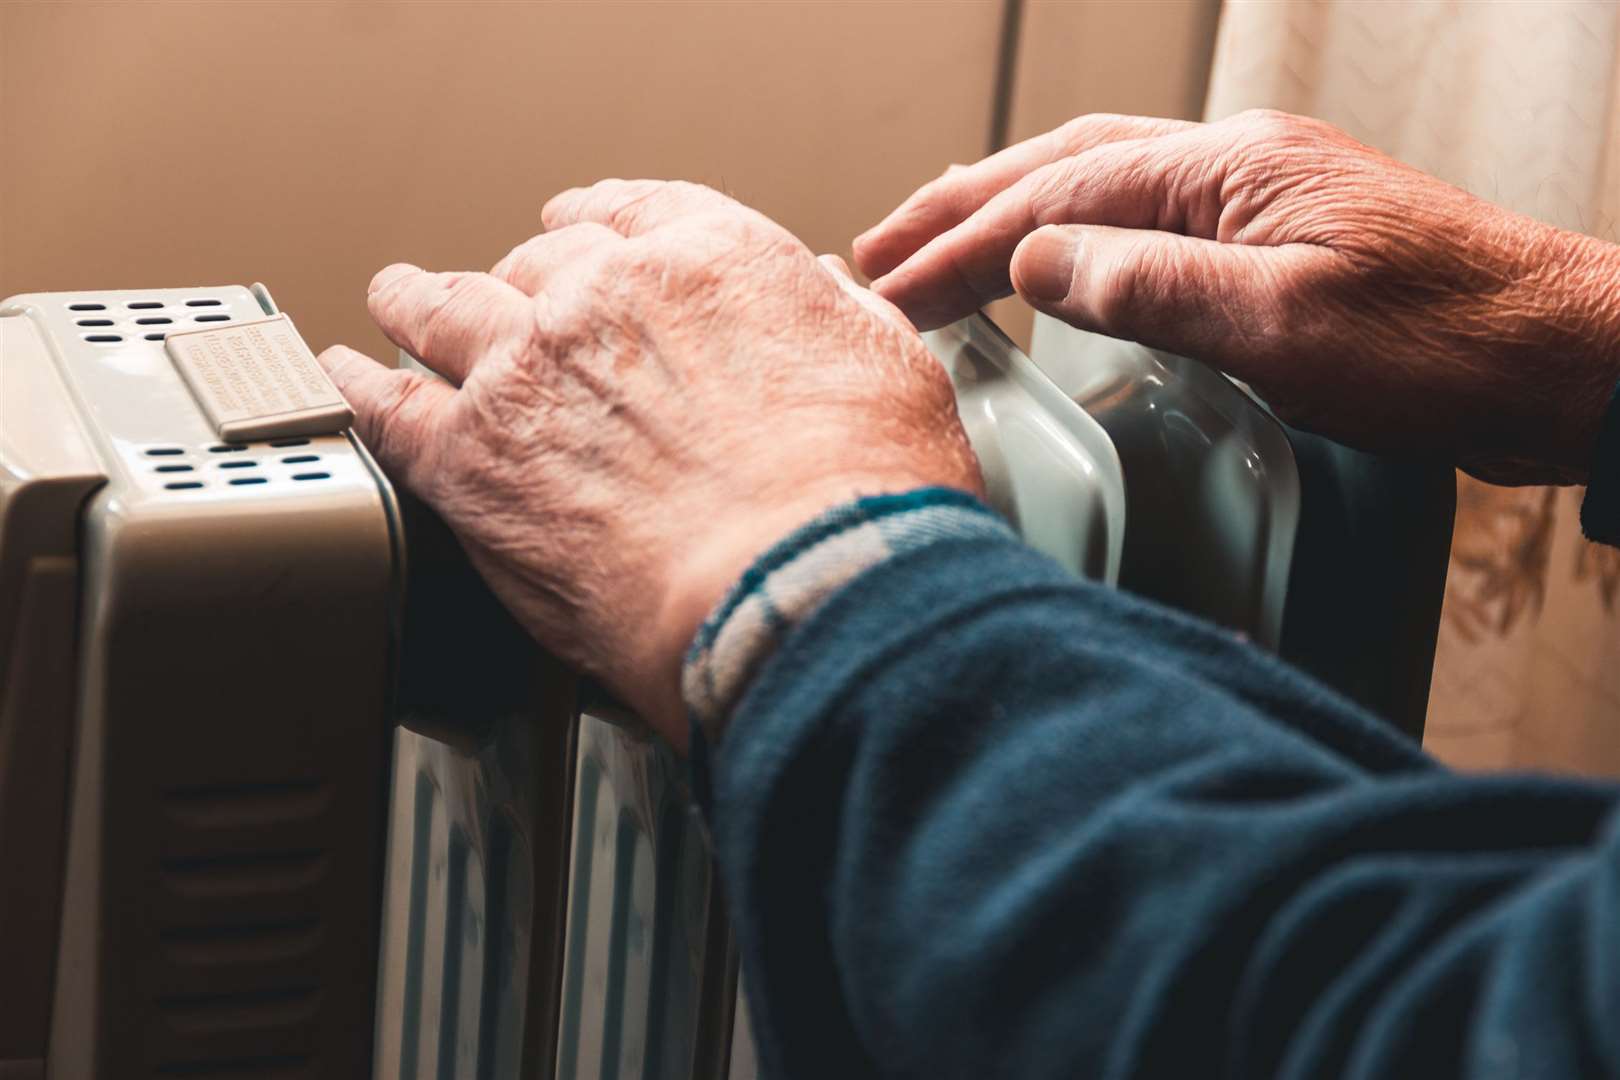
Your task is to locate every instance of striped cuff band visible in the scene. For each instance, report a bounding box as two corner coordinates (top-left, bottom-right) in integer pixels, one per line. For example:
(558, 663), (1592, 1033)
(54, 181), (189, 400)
(681, 486), (1013, 745)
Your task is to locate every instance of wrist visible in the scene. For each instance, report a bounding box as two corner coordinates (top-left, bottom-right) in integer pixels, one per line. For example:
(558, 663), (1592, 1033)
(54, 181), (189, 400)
(1519, 229), (1620, 482)
(676, 486), (1009, 750)
(644, 473), (980, 749)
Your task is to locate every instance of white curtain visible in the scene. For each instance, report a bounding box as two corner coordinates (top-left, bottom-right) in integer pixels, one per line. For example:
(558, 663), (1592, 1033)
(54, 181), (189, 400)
(1203, 0), (1620, 774)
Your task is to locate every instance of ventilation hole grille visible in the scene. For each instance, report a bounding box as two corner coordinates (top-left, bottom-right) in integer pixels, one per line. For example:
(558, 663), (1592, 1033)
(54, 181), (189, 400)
(149, 779), (334, 1072)
(146, 445), (335, 492)
(63, 296), (233, 337)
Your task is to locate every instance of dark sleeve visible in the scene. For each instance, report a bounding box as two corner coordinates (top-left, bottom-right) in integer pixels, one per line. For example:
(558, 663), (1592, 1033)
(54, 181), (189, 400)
(705, 535), (1620, 1080)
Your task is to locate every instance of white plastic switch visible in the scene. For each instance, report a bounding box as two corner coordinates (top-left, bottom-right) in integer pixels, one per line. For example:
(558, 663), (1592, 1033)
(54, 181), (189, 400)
(165, 313), (353, 441)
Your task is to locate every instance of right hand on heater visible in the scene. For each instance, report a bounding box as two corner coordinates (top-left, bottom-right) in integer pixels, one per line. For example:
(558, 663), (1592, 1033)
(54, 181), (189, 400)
(855, 109), (1620, 486)
(317, 180), (982, 749)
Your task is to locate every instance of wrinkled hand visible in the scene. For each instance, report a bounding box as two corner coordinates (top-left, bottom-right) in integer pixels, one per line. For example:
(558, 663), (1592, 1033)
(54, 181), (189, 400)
(319, 181), (981, 746)
(856, 109), (1620, 484)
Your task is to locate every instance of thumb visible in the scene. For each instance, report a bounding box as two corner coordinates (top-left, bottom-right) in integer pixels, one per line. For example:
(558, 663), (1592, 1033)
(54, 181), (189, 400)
(1010, 224), (1327, 379)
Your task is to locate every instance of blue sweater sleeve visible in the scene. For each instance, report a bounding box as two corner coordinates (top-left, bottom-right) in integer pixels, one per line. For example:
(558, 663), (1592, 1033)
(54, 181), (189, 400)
(707, 535), (1620, 1079)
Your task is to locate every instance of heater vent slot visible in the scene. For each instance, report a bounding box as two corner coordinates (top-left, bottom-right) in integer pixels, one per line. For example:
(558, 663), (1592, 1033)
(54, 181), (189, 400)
(163, 779), (330, 828)
(160, 917), (322, 968)
(153, 1053), (315, 1078)
(68, 301), (107, 311)
(159, 849), (327, 899)
(156, 984), (321, 1035)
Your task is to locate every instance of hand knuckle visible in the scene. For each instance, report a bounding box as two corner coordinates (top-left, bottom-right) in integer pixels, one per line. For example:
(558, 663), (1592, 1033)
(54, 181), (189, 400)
(371, 376), (429, 460)
(1056, 112), (1125, 151)
(1089, 235), (1166, 327)
(1233, 108), (1310, 147)
(905, 179), (959, 223)
(1027, 158), (1085, 222)
(421, 275), (487, 350)
(508, 231), (546, 259)
(668, 179), (712, 202)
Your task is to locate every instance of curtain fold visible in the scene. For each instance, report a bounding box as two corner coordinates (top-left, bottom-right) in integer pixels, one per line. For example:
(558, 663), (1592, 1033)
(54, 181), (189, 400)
(1204, 0), (1620, 774)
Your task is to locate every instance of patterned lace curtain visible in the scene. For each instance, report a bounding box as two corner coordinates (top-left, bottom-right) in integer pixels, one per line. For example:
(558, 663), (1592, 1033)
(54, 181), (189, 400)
(1203, 0), (1620, 774)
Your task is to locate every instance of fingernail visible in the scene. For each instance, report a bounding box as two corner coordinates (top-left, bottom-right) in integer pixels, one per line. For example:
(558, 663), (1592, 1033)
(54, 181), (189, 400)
(1017, 228), (1076, 302)
(369, 264), (417, 296)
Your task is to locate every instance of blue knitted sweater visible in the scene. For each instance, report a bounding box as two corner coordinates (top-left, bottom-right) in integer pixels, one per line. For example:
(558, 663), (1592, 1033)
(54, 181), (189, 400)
(691, 491), (1620, 1079)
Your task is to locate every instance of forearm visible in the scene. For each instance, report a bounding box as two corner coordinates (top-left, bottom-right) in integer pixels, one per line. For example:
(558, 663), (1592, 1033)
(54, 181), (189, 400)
(694, 512), (1620, 1078)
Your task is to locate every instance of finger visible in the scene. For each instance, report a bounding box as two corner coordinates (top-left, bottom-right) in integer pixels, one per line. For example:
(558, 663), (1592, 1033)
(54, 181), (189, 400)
(541, 179), (744, 237)
(820, 254), (914, 330)
(826, 268), (917, 333)
(318, 344), (457, 492)
(492, 223), (624, 295)
(1009, 223), (1335, 383)
(818, 253), (854, 280)
(853, 114), (1197, 280)
(367, 264), (534, 386)
(870, 132), (1208, 330)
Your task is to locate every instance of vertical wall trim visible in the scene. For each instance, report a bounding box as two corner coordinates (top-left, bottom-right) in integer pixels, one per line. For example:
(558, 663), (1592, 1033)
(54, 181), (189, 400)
(987, 0), (1026, 154)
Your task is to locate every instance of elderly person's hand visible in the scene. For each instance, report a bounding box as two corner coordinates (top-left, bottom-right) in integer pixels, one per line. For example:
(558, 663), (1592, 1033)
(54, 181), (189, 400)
(855, 109), (1620, 486)
(319, 181), (982, 746)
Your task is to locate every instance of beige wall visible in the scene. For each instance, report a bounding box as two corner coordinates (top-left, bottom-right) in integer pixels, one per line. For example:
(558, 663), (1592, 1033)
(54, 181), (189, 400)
(1, 0), (1221, 358)
(1006, 0), (1219, 138)
(1, 0), (1006, 359)
(988, 0), (1221, 344)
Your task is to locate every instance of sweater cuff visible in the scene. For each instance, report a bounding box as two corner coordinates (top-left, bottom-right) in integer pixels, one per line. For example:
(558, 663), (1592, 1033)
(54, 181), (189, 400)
(681, 486), (1012, 747)
(1582, 377), (1620, 547)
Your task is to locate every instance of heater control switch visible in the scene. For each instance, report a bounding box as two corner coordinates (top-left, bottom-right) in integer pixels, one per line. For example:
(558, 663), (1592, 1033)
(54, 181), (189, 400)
(165, 314), (353, 442)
